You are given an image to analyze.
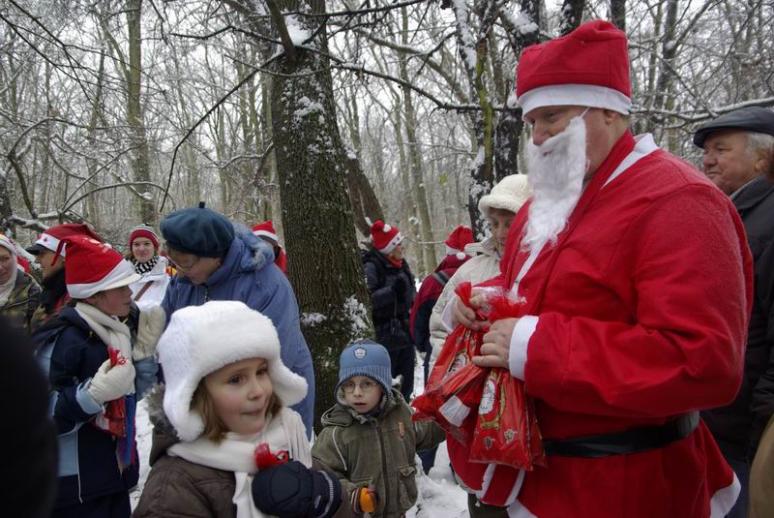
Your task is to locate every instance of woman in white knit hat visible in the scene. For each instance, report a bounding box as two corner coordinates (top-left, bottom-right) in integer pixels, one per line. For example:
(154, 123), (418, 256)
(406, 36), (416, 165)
(35, 234), (163, 518)
(135, 300), (347, 518)
(427, 174), (531, 364)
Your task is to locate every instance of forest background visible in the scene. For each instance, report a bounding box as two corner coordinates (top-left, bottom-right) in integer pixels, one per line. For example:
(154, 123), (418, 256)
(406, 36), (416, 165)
(1, 0), (772, 424)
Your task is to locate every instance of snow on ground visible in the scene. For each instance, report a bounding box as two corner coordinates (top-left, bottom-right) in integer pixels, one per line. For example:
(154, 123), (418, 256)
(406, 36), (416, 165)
(131, 352), (469, 515)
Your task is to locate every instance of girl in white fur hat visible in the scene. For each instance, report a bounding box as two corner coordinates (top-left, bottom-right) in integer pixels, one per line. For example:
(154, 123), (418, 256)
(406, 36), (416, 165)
(135, 300), (347, 518)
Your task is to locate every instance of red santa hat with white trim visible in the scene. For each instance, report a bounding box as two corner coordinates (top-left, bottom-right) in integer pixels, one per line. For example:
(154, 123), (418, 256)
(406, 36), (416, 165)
(56, 234), (140, 299)
(444, 225), (474, 260)
(252, 220), (280, 245)
(370, 220), (403, 254)
(516, 20), (631, 116)
(26, 223), (104, 258)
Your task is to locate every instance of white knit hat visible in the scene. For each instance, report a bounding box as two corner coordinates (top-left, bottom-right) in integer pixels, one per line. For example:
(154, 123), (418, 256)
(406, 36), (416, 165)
(478, 174), (531, 216)
(157, 300), (308, 441)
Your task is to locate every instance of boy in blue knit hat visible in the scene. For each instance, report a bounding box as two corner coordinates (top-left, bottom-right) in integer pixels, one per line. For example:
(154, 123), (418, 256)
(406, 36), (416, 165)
(312, 340), (445, 517)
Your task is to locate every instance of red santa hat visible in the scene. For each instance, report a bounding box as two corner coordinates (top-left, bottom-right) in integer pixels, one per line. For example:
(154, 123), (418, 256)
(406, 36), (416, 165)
(370, 220), (403, 254)
(56, 235), (140, 299)
(444, 225), (474, 260)
(252, 220), (279, 244)
(128, 224), (160, 250)
(26, 223), (103, 257)
(516, 20), (631, 116)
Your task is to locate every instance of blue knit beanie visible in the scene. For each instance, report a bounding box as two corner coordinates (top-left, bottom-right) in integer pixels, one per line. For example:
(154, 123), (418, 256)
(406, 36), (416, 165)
(336, 340), (393, 398)
(160, 203), (235, 258)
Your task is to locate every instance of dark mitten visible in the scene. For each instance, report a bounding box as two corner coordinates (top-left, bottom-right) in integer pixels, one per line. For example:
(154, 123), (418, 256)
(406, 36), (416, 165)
(252, 460), (343, 518)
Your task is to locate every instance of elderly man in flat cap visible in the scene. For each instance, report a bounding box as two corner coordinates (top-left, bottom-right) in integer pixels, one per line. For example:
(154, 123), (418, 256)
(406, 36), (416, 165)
(443, 20), (753, 517)
(694, 106), (774, 518)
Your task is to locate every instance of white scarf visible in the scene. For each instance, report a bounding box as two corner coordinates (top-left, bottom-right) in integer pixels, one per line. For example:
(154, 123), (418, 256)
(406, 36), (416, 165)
(74, 302), (134, 395)
(168, 407), (311, 518)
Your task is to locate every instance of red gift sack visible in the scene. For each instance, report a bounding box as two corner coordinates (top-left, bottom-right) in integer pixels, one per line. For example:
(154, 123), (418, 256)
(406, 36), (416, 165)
(470, 368), (545, 470)
(411, 282), (482, 426)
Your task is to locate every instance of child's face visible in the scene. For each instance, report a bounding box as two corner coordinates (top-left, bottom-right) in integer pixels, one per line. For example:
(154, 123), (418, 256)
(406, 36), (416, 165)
(204, 357), (273, 435)
(342, 375), (383, 414)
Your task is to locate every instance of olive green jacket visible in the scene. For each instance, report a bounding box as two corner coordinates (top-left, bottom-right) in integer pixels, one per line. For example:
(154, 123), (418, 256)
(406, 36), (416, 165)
(312, 390), (445, 517)
(0, 270), (41, 334)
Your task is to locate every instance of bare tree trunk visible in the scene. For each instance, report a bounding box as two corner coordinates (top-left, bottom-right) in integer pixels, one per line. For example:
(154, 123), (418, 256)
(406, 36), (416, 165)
(238, 0), (373, 430)
(559, 0), (585, 35)
(126, 0), (155, 224)
(610, 0), (626, 31)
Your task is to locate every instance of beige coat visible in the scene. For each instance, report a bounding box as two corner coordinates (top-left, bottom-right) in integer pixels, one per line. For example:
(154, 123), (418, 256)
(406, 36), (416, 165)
(750, 415), (774, 518)
(428, 237), (501, 364)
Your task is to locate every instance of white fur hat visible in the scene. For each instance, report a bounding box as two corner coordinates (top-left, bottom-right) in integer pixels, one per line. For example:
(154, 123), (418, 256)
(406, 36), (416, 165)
(157, 300), (308, 441)
(478, 174), (531, 216)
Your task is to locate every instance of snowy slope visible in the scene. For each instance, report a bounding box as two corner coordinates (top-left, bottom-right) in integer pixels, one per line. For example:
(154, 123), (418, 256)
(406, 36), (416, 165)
(130, 352), (469, 515)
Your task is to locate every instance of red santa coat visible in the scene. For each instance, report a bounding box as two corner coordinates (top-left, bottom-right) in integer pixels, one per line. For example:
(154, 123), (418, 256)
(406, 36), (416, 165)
(455, 132), (753, 517)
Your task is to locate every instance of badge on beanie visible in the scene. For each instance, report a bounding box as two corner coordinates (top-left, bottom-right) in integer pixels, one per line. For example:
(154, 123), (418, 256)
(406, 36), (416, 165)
(354, 347), (367, 359)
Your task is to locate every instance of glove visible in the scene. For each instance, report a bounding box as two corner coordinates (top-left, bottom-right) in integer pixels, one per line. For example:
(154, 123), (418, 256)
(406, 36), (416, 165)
(87, 358), (136, 405)
(350, 485), (378, 514)
(134, 306), (166, 361)
(251, 460), (343, 518)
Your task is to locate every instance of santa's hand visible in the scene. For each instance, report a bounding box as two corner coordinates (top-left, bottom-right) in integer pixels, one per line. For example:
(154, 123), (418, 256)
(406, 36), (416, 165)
(474, 318), (519, 369)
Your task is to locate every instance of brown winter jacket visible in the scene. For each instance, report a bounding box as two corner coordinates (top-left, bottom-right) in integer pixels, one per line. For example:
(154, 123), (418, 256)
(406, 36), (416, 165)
(133, 388), (353, 518)
(0, 270), (40, 334)
(312, 389), (446, 518)
(751, 415), (774, 518)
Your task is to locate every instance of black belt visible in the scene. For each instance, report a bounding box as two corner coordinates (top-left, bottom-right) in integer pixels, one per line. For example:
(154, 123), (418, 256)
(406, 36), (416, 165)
(543, 412), (699, 458)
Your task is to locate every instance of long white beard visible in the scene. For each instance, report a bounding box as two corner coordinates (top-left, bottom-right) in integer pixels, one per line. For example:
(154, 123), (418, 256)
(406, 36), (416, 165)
(522, 115), (588, 253)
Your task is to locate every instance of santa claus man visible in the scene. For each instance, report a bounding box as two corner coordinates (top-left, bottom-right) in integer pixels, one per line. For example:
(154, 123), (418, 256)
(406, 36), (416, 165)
(448, 20), (753, 517)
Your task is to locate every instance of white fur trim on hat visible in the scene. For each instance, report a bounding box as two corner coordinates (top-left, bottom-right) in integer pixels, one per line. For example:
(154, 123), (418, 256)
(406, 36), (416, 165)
(253, 229), (279, 242)
(35, 233), (64, 255)
(67, 259), (140, 299)
(517, 84), (631, 117)
(478, 175), (532, 216)
(378, 232), (403, 255)
(157, 300), (308, 442)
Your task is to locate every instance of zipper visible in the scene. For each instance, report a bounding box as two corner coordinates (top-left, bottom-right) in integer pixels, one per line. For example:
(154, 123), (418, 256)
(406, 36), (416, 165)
(375, 420), (390, 515)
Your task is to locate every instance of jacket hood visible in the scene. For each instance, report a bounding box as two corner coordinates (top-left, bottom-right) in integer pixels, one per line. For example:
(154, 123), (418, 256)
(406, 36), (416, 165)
(201, 225), (275, 287)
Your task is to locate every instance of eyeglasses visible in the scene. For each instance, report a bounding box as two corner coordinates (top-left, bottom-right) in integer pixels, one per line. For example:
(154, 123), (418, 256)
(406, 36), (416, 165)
(166, 249), (200, 271)
(341, 379), (378, 394)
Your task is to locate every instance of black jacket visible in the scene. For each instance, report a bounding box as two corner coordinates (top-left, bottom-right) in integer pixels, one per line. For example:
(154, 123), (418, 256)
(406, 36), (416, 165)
(703, 176), (774, 459)
(362, 249), (415, 350)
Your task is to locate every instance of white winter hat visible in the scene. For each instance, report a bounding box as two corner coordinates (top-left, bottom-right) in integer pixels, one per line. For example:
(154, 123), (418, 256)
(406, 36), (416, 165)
(157, 300), (308, 441)
(478, 174), (531, 216)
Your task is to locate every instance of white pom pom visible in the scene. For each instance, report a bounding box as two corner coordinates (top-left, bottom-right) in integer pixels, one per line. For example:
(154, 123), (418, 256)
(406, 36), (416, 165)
(383, 224), (392, 232)
(456, 252), (467, 260)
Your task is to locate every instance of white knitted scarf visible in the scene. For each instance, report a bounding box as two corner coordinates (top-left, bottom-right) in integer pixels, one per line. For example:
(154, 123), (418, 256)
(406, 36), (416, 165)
(169, 407), (311, 518)
(74, 302), (134, 394)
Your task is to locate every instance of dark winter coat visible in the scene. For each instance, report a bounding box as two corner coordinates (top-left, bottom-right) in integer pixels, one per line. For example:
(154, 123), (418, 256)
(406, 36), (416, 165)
(703, 176), (774, 460)
(30, 268), (69, 333)
(409, 254), (468, 353)
(0, 269), (41, 333)
(313, 389), (445, 518)
(0, 317), (57, 518)
(34, 305), (156, 508)
(362, 249), (415, 350)
(161, 229), (315, 434)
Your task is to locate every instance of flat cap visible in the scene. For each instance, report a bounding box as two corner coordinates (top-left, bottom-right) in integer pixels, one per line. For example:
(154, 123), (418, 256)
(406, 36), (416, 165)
(693, 106), (774, 148)
(160, 203), (235, 258)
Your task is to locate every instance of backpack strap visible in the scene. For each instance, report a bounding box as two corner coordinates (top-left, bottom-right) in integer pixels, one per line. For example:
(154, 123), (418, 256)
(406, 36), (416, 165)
(432, 270), (450, 287)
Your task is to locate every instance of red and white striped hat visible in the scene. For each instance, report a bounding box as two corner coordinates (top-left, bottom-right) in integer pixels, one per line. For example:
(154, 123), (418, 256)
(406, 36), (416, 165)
(56, 235), (140, 299)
